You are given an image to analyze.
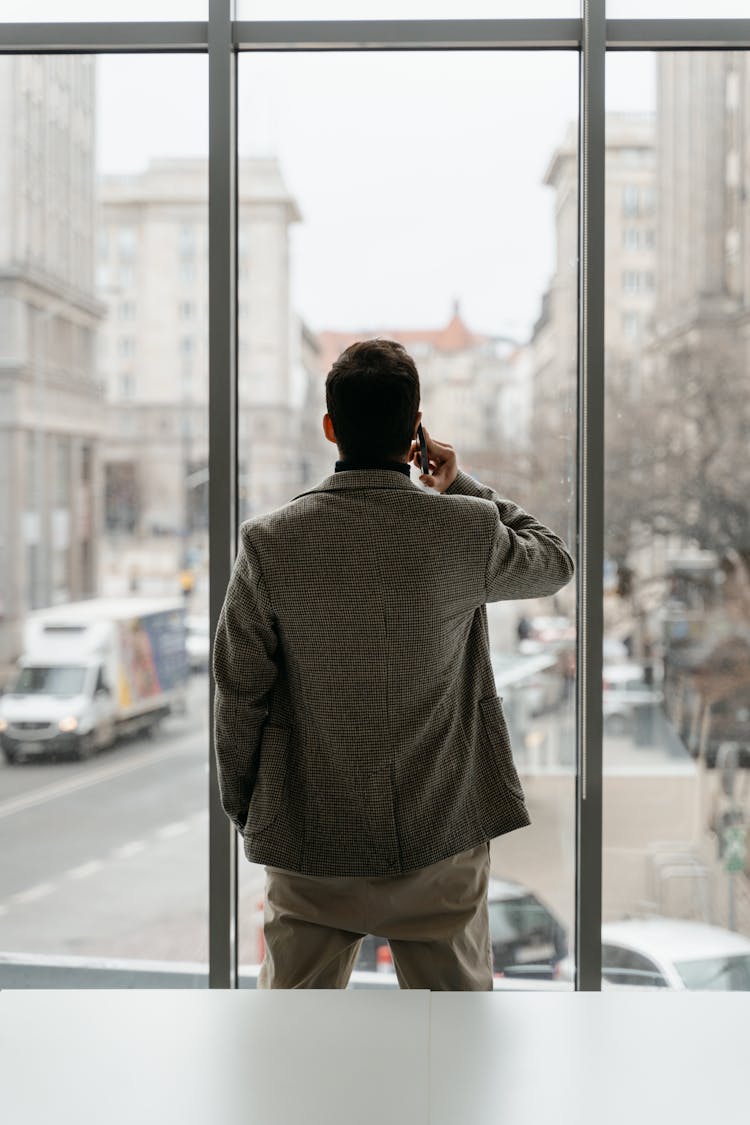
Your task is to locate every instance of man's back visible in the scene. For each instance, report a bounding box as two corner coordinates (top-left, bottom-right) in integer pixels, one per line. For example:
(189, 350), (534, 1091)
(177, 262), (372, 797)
(213, 466), (574, 877)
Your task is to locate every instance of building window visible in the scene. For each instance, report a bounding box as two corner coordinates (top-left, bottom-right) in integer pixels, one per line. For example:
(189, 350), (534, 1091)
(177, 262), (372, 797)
(179, 301), (194, 321)
(117, 226), (136, 261)
(622, 311), (640, 340)
(54, 437), (70, 507)
(622, 270), (640, 294)
(622, 185), (640, 217)
(178, 224), (195, 260)
(118, 300), (136, 321)
(80, 444), (92, 484)
(119, 371), (135, 399)
(623, 228), (640, 251)
(117, 336), (135, 358)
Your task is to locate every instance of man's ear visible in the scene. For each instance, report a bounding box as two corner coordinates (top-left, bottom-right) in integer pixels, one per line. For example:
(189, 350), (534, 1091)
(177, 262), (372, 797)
(412, 410), (423, 439)
(323, 413), (337, 444)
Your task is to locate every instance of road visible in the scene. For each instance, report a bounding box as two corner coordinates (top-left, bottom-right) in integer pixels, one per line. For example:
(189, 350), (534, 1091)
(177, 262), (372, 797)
(0, 675), (265, 964)
(0, 598), (546, 968)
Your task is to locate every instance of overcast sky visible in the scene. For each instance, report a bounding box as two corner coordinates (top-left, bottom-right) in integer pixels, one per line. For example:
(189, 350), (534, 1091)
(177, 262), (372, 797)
(3, 1), (748, 19)
(4, 0), (744, 338)
(96, 49), (655, 340)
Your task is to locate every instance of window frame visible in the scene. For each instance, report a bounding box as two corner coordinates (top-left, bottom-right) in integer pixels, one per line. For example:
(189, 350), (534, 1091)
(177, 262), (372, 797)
(2, 0), (750, 991)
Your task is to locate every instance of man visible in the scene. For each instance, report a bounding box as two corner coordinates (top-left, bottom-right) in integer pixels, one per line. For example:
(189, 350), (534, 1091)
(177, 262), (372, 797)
(212, 338), (574, 990)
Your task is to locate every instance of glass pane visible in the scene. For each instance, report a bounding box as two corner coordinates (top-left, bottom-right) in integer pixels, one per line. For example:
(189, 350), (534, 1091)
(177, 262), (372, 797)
(0, 54), (209, 986)
(608, 1), (747, 15)
(603, 51), (750, 991)
(0, 1), (205, 18)
(235, 50), (577, 989)
(238, 1), (578, 20)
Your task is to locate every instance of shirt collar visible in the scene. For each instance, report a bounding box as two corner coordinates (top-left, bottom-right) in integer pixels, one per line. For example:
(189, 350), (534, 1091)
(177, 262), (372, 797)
(335, 459), (411, 477)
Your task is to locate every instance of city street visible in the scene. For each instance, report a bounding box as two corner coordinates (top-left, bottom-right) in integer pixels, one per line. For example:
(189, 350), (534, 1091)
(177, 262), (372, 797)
(0, 675), (229, 964)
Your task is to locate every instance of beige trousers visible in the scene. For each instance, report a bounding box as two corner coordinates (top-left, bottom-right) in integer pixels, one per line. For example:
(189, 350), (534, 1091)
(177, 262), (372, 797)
(258, 842), (493, 991)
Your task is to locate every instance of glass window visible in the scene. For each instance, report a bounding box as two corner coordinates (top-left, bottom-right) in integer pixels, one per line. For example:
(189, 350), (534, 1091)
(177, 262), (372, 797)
(1, 1), (206, 18)
(117, 227), (137, 262)
(12, 665), (88, 697)
(602, 944), (667, 988)
(0, 53), (209, 987)
(609, 1), (747, 15)
(119, 371), (135, 399)
(676, 954), (750, 990)
(604, 50), (750, 988)
(623, 228), (640, 251)
(238, 1), (578, 18)
(622, 270), (640, 294)
(622, 185), (641, 217)
(237, 49), (577, 988)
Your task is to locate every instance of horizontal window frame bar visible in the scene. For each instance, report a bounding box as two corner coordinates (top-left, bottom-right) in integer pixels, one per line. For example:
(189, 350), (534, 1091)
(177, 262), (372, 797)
(233, 19), (582, 51)
(0, 21), (208, 52)
(3, 19), (750, 53)
(606, 19), (750, 50)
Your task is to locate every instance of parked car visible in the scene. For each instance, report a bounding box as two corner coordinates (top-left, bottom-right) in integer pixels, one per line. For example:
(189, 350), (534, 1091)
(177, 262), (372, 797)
(185, 614), (210, 673)
(355, 877), (568, 981)
(603, 662), (663, 735)
(559, 917), (750, 990)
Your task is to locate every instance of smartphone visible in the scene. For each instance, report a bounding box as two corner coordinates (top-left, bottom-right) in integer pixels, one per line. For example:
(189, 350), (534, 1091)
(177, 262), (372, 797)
(417, 423), (430, 475)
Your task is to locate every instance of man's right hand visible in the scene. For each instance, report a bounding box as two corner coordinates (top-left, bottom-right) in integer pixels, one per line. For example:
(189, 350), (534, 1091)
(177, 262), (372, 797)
(409, 426), (458, 493)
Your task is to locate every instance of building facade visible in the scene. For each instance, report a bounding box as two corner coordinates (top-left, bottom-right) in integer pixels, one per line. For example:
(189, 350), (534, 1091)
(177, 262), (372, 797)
(96, 158), (305, 595)
(530, 113), (656, 549)
(0, 56), (103, 668)
(316, 304), (530, 482)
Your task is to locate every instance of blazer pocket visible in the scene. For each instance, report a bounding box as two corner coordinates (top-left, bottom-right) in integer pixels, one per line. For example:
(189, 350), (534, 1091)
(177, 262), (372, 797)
(246, 724), (290, 835)
(478, 695), (525, 801)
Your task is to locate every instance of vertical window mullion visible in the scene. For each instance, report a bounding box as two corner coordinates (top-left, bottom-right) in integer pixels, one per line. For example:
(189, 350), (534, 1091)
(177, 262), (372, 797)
(576, 0), (605, 991)
(208, 0), (239, 990)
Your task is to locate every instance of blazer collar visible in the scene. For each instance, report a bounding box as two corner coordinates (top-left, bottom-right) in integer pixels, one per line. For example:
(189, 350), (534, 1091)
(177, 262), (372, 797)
(291, 469), (421, 502)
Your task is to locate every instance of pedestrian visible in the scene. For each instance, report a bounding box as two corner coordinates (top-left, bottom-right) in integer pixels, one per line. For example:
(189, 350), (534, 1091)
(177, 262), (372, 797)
(212, 338), (575, 990)
(517, 614), (532, 643)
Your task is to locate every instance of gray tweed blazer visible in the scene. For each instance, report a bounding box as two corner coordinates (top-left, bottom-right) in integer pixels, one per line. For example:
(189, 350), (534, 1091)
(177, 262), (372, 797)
(212, 467), (574, 877)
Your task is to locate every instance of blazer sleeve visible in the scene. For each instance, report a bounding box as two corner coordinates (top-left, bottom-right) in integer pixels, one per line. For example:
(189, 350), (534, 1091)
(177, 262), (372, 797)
(212, 526), (279, 833)
(445, 469), (575, 602)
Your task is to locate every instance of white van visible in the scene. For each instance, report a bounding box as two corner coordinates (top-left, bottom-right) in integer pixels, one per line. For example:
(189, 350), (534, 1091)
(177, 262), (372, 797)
(0, 597), (187, 763)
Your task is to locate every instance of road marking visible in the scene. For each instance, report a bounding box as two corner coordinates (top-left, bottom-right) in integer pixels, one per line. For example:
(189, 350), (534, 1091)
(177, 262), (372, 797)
(155, 823), (188, 841)
(11, 882), (54, 904)
(1, 813), (207, 915)
(156, 821), (189, 841)
(0, 741), (194, 821)
(112, 840), (146, 860)
(65, 860), (103, 881)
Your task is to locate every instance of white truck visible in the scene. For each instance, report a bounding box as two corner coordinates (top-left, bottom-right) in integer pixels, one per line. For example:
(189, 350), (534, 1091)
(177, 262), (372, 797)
(0, 597), (188, 764)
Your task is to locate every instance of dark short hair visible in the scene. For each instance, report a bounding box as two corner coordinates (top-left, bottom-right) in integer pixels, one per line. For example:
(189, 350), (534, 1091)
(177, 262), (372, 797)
(325, 339), (420, 461)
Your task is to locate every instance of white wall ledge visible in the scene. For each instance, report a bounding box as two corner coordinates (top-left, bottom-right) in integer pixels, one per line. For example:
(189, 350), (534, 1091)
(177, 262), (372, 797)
(0, 991), (746, 1125)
